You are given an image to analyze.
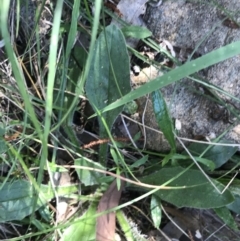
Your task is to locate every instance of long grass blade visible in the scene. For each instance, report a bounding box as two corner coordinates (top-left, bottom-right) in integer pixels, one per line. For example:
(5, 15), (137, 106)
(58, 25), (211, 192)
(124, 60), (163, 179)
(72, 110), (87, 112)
(101, 41), (240, 113)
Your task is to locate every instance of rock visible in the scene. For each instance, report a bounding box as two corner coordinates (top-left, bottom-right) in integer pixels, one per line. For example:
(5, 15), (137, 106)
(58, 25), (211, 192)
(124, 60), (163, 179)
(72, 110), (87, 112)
(135, 0), (240, 152)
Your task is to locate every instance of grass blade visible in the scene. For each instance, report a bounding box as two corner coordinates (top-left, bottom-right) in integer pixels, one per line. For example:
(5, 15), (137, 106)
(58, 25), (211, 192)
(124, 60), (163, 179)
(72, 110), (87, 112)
(101, 41), (240, 113)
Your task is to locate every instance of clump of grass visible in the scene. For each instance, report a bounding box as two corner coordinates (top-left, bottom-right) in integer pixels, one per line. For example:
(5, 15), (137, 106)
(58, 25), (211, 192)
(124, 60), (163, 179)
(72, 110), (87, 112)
(0, 0), (240, 240)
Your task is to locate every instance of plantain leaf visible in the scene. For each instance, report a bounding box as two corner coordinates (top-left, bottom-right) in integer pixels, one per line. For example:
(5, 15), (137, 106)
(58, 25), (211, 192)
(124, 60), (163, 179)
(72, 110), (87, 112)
(0, 180), (39, 222)
(0, 180), (78, 222)
(151, 90), (176, 152)
(85, 24), (131, 162)
(138, 167), (234, 208)
(184, 139), (237, 169)
(214, 206), (239, 231)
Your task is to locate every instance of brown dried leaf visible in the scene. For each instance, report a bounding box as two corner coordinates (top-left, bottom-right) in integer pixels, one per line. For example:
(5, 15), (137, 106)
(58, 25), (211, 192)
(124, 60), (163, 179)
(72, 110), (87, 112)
(96, 178), (125, 241)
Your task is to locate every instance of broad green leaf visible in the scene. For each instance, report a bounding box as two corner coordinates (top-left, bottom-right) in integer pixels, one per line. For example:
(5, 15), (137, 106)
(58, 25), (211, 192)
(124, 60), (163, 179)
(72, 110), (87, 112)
(214, 206), (238, 231)
(85, 24), (131, 162)
(151, 90), (176, 152)
(184, 139), (237, 169)
(0, 180), (42, 222)
(75, 158), (106, 186)
(139, 167), (234, 208)
(61, 202), (97, 241)
(101, 41), (240, 113)
(150, 195), (162, 228)
(121, 26), (152, 39)
(0, 180), (78, 222)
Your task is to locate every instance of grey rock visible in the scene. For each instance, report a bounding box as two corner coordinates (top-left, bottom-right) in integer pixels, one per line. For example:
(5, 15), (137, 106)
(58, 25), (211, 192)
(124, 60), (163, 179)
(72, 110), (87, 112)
(137, 0), (240, 152)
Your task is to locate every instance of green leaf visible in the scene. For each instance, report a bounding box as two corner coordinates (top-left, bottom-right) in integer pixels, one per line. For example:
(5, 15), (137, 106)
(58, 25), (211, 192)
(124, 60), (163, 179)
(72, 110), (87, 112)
(116, 167), (121, 190)
(101, 41), (240, 113)
(38, 205), (52, 222)
(73, 45), (88, 68)
(41, 183), (78, 199)
(0, 180), (79, 222)
(0, 180), (41, 222)
(121, 26), (152, 39)
(116, 210), (149, 241)
(61, 202), (97, 241)
(75, 158), (106, 186)
(116, 210), (136, 241)
(151, 90), (176, 152)
(110, 147), (120, 166)
(47, 161), (68, 172)
(227, 195), (240, 214)
(65, 0), (80, 57)
(85, 24), (131, 162)
(139, 167), (234, 208)
(214, 206), (239, 231)
(172, 153), (215, 171)
(0, 125), (7, 154)
(0, 139), (7, 155)
(0, 125), (5, 136)
(0, 181), (44, 221)
(185, 139), (237, 169)
(150, 195), (162, 228)
(162, 153), (174, 166)
(123, 100), (138, 115)
(227, 186), (240, 214)
(130, 155), (148, 168)
(193, 157), (216, 171)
